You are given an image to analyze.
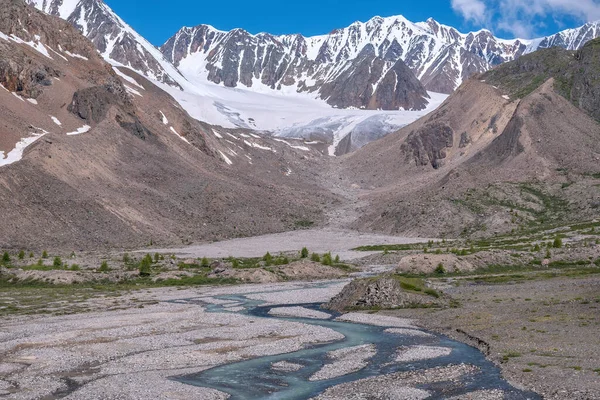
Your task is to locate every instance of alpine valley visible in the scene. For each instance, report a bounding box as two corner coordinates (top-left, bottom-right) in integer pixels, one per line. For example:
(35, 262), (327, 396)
(2, 1), (600, 399)
(24, 0), (600, 153)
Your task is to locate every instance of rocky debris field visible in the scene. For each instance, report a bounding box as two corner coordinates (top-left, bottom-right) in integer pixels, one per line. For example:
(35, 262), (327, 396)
(384, 275), (600, 400)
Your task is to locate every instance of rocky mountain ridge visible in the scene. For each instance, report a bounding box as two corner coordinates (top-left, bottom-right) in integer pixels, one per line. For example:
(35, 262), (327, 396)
(26, 0), (600, 112)
(162, 16), (600, 99)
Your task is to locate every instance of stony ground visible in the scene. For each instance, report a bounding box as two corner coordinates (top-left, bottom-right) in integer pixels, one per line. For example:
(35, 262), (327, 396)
(0, 283), (347, 400)
(384, 275), (600, 400)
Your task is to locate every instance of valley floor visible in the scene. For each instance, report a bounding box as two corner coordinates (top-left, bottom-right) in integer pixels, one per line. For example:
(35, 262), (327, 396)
(386, 275), (600, 400)
(146, 228), (431, 260)
(1, 260), (599, 399)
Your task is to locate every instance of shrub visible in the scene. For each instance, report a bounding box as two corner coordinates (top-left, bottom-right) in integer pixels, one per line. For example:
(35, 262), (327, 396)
(29, 252), (34, 258)
(99, 261), (110, 272)
(275, 256), (289, 265)
(53, 257), (62, 268)
(122, 253), (130, 263)
(42, 250), (48, 259)
(435, 263), (446, 274)
(154, 253), (160, 262)
(2, 252), (10, 264)
(69, 264), (81, 271)
(229, 257), (240, 268)
(300, 247), (309, 258)
(263, 252), (273, 266)
(201, 257), (210, 267)
(37, 258), (43, 266)
(311, 253), (321, 262)
(553, 237), (563, 248)
(334, 255), (340, 263)
(18, 250), (25, 260)
(533, 244), (541, 252)
(545, 249), (551, 259)
(322, 252), (333, 266)
(139, 256), (152, 276)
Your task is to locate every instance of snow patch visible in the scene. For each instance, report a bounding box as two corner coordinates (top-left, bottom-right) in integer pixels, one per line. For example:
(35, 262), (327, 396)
(50, 116), (62, 126)
(125, 85), (143, 97)
(273, 138), (310, 151)
(113, 67), (145, 90)
(212, 130), (223, 139)
(0, 131), (46, 167)
(0, 32), (52, 59)
(218, 150), (232, 165)
(244, 140), (274, 152)
(170, 126), (190, 144)
(26, 98), (38, 105)
(66, 125), (91, 136)
(159, 111), (169, 125)
(64, 50), (88, 60)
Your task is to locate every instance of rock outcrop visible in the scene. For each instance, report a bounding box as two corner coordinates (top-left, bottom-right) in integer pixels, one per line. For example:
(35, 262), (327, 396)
(324, 276), (446, 312)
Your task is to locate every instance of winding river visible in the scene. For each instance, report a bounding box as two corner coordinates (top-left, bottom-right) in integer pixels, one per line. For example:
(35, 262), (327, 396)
(172, 283), (540, 399)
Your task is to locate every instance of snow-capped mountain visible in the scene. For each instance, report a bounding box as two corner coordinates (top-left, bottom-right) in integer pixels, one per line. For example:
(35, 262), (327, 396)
(24, 0), (600, 154)
(161, 17), (526, 97)
(27, 0), (188, 88)
(162, 17), (600, 96)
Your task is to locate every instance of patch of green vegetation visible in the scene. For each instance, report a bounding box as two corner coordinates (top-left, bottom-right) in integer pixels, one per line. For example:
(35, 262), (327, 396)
(390, 276), (440, 298)
(502, 351), (522, 362)
(294, 219), (314, 229)
(99, 261), (111, 273)
(138, 254), (152, 276)
(435, 263), (446, 275)
(153, 275), (237, 286)
(300, 247), (309, 258)
(353, 243), (426, 252)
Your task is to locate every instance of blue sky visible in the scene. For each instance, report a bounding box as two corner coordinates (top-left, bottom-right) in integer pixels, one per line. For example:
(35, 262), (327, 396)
(105, 0), (599, 46)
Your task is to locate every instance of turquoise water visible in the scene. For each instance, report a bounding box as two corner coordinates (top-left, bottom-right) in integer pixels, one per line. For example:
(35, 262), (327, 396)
(172, 285), (540, 399)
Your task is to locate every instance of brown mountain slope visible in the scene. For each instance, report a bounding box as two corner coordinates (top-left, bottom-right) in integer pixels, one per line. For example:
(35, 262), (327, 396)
(338, 77), (600, 238)
(0, 0), (334, 251)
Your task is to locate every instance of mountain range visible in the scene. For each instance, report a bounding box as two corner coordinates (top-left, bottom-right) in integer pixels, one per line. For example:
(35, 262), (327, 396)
(1, 0), (599, 251)
(28, 0), (600, 103)
(23, 0), (600, 154)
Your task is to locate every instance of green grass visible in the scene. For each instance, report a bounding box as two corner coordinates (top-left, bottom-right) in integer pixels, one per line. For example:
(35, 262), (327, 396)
(353, 243), (432, 252)
(390, 276), (441, 298)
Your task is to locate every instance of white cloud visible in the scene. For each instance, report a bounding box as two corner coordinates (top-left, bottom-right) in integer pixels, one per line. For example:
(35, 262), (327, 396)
(452, 0), (600, 38)
(451, 0), (487, 23)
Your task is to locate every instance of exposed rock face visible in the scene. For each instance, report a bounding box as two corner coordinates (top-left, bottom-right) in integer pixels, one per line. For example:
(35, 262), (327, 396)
(69, 81), (133, 123)
(0, 0), (99, 97)
(27, 0), (186, 88)
(317, 45), (429, 110)
(323, 277), (445, 312)
(402, 123), (454, 168)
(483, 38), (600, 122)
(24, 0), (600, 113)
(161, 15), (600, 101)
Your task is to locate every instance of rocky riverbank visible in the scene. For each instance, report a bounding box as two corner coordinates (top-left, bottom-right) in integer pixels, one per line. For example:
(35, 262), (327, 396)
(382, 275), (600, 400)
